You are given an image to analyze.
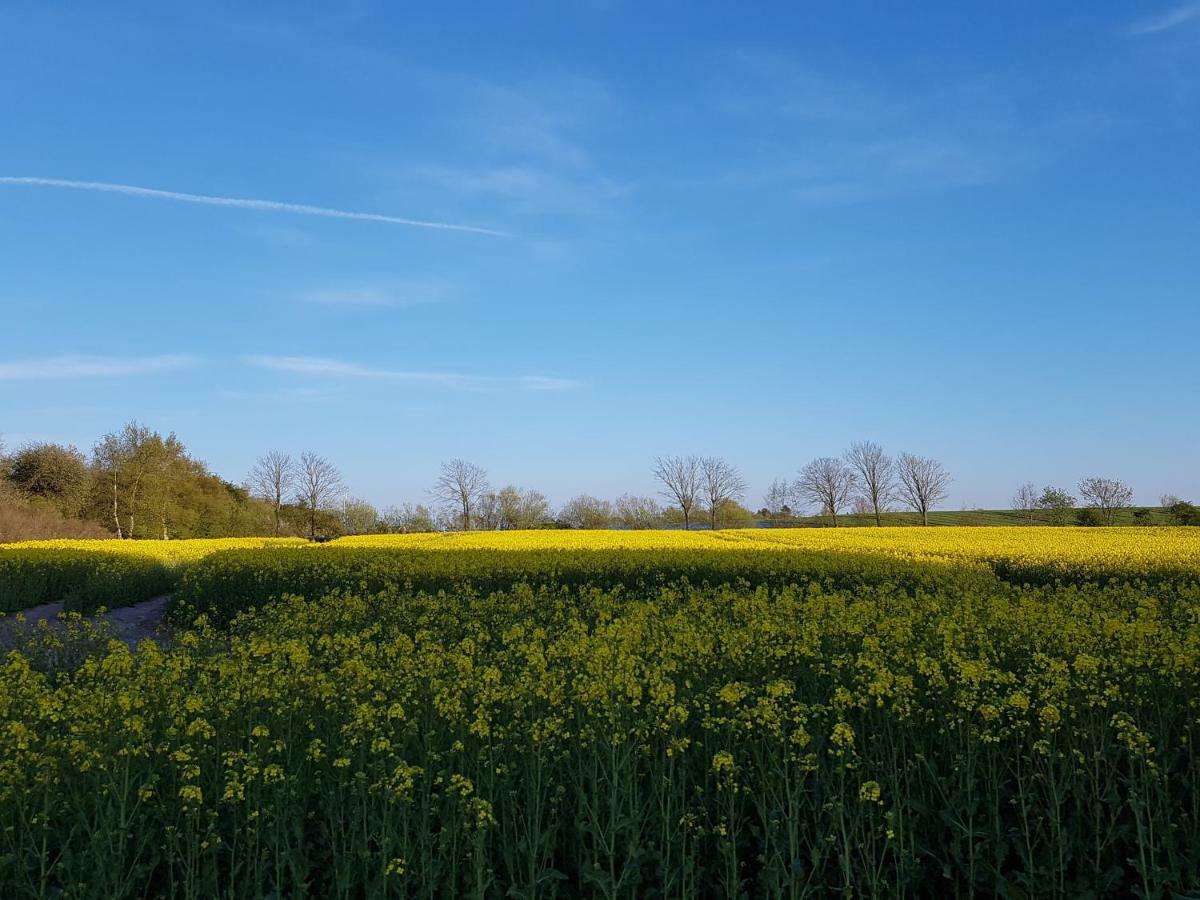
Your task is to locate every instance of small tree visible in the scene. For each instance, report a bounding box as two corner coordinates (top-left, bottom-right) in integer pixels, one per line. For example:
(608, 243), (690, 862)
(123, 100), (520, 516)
(653, 455), (702, 529)
(382, 502), (437, 533)
(296, 452), (345, 539)
(431, 459), (489, 531)
(340, 497), (380, 535)
(560, 494), (614, 529)
(1039, 486), (1076, 526)
(845, 441), (894, 526)
(699, 456), (747, 530)
(6, 442), (91, 517)
(1011, 482), (1039, 525)
(762, 479), (793, 520)
(248, 451), (296, 536)
(896, 453), (951, 526)
(795, 457), (858, 527)
(614, 494), (663, 529)
(1078, 477), (1133, 526)
(1165, 500), (1200, 526)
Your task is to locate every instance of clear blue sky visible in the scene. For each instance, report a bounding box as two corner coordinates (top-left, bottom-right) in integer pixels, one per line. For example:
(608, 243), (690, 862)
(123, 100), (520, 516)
(2, 1), (1197, 511)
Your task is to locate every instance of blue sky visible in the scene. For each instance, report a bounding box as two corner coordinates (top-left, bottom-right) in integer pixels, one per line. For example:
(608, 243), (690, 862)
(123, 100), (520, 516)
(2, 1), (1198, 511)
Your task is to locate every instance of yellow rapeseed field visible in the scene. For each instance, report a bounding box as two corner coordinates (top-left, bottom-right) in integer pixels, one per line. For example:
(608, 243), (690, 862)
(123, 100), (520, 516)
(2, 525), (1199, 897)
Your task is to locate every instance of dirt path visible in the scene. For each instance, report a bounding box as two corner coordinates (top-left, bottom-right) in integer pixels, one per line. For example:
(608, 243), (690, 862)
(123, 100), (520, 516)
(14, 595), (171, 649)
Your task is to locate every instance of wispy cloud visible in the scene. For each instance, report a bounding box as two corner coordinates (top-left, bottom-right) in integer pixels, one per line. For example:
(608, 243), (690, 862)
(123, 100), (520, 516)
(246, 355), (578, 391)
(0, 354), (197, 380)
(1124, 3), (1200, 35)
(298, 280), (450, 308)
(689, 52), (1105, 204)
(0, 176), (505, 235)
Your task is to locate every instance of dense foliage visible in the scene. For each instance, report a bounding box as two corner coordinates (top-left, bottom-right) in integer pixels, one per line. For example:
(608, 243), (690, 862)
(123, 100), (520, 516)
(1, 528), (1199, 897)
(0, 549), (172, 613)
(0, 539), (306, 613)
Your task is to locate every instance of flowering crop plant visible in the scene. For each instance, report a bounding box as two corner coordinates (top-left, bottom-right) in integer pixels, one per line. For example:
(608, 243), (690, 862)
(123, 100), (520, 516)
(1, 527), (1199, 897)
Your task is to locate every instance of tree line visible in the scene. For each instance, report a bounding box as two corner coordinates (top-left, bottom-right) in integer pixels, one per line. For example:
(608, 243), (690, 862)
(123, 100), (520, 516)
(2, 425), (1195, 541)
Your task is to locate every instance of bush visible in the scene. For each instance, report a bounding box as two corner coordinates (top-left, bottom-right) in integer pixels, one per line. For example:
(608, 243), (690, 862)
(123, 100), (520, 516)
(1075, 507), (1107, 527)
(1167, 501), (1200, 526)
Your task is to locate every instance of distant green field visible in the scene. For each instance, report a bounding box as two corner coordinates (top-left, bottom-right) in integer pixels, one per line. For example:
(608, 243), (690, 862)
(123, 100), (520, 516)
(763, 506), (1174, 527)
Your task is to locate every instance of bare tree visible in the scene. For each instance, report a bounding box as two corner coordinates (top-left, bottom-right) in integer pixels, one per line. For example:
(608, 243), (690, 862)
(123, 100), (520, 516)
(699, 456), (747, 530)
(653, 455), (702, 529)
(844, 440), (894, 526)
(1078, 477), (1134, 525)
(896, 453), (951, 525)
(762, 478), (793, 519)
(1011, 482), (1039, 525)
(795, 457), (858, 527)
(1160, 493), (1183, 510)
(296, 452), (345, 539)
(431, 459), (490, 531)
(248, 451), (295, 536)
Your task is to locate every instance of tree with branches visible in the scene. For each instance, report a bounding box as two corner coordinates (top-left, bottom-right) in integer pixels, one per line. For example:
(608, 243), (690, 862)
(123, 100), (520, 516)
(652, 455), (702, 530)
(248, 450), (296, 536)
(1011, 482), (1039, 525)
(896, 453), (951, 526)
(699, 456), (747, 530)
(1078, 476), (1134, 525)
(296, 452), (345, 540)
(845, 440), (894, 526)
(431, 459), (490, 531)
(796, 457), (858, 527)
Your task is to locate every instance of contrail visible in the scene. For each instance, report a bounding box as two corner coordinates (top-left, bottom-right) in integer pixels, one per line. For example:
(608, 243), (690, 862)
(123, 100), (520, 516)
(0, 176), (505, 236)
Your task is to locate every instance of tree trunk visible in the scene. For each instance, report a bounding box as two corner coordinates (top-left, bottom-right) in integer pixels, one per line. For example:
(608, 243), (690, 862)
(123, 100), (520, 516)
(874, 502), (881, 527)
(111, 480), (123, 539)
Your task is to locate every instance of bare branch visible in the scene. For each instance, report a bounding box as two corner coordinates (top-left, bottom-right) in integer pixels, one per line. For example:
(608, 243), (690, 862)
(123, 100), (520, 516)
(796, 457), (858, 527)
(895, 453), (951, 526)
(652, 455), (702, 530)
(844, 441), (894, 526)
(431, 459), (490, 531)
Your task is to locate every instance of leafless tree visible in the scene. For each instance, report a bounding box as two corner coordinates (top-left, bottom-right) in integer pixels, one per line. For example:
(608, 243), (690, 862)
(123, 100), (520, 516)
(296, 452), (345, 539)
(699, 456), (747, 530)
(795, 457), (858, 527)
(431, 458), (490, 531)
(896, 453), (952, 526)
(844, 440), (894, 526)
(248, 451), (296, 536)
(1011, 482), (1039, 525)
(1160, 493), (1183, 510)
(1078, 476), (1134, 525)
(653, 455), (702, 529)
(762, 478), (793, 518)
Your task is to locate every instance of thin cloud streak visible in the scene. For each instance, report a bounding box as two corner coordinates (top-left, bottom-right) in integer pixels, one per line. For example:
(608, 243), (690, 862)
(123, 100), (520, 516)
(0, 176), (506, 236)
(1124, 3), (1200, 35)
(246, 355), (578, 391)
(0, 354), (198, 380)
